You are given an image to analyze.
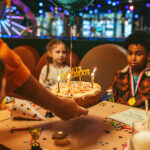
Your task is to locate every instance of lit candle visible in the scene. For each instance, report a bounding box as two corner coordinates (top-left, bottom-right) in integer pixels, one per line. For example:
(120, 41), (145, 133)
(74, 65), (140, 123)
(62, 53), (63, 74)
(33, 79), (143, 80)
(91, 67), (97, 88)
(57, 76), (60, 93)
(67, 73), (71, 93)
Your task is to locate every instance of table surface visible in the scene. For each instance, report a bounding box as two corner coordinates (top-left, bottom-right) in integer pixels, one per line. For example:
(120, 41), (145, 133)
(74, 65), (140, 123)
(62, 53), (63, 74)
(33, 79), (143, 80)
(0, 101), (133, 150)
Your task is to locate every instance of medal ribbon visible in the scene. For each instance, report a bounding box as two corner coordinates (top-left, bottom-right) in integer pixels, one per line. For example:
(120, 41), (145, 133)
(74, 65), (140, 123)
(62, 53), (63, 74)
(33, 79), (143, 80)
(129, 66), (150, 97)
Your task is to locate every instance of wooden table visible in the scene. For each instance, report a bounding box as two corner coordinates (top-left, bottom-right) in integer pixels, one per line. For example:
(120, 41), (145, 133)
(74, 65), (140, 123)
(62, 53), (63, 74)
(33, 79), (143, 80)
(0, 101), (132, 150)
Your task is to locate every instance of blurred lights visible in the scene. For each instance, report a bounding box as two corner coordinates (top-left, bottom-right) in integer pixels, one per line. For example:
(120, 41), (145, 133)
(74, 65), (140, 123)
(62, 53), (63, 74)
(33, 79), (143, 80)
(116, 1), (120, 5)
(39, 10), (43, 14)
(134, 14), (139, 19)
(89, 10), (93, 14)
(112, 2), (116, 6)
(49, 6), (55, 12)
(146, 3), (150, 7)
(108, 1), (112, 5)
(125, 5), (129, 9)
(64, 10), (69, 15)
(39, 2), (43, 7)
(126, 10), (131, 14)
(118, 10), (122, 13)
(97, 4), (101, 8)
(79, 12), (83, 17)
(129, 5), (134, 11)
(85, 6), (89, 11)
(58, 7), (62, 11)
(94, 8), (98, 13)
(108, 9), (112, 13)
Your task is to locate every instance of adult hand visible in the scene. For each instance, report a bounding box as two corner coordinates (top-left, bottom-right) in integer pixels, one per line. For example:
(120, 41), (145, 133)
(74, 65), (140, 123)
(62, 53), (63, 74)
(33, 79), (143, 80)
(51, 96), (88, 120)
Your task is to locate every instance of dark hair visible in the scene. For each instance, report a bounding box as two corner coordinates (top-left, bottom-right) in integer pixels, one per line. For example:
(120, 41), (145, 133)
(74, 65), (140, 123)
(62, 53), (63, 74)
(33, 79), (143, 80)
(0, 58), (5, 89)
(44, 39), (68, 81)
(124, 31), (150, 53)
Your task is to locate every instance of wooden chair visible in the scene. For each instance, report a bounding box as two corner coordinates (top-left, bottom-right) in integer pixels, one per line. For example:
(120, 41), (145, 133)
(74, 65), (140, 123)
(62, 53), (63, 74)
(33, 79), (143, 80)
(79, 44), (128, 93)
(13, 45), (40, 74)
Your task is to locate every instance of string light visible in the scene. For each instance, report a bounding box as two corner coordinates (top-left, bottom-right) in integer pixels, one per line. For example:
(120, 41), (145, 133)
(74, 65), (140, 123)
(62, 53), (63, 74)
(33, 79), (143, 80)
(129, 5), (134, 11)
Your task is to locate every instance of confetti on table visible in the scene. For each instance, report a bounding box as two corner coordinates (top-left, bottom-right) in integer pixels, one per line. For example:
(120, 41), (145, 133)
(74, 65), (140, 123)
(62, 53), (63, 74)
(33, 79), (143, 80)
(104, 130), (110, 134)
(43, 138), (47, 140)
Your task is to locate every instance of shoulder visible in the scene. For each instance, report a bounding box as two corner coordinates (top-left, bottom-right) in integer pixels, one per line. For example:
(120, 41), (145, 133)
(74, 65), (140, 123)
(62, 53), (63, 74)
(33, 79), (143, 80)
(114, 65), (129, 76)
(145, 68), (150, 77)
(41, 64), (51, 72)
(120, 65), (129, 74)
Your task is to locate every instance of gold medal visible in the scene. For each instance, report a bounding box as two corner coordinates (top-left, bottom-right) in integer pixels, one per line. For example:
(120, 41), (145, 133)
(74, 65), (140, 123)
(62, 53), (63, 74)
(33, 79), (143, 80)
(128, 97), (136, 106)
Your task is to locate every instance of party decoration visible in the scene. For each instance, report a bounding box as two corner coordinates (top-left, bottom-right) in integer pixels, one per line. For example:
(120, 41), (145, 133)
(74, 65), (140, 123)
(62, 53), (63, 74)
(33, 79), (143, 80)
(52, 0), (94, 26)
(11, 98), (45, 120)
(29, 127), (42, 150)
(59, 66), (90, 80)
(52, 0), (94, 11)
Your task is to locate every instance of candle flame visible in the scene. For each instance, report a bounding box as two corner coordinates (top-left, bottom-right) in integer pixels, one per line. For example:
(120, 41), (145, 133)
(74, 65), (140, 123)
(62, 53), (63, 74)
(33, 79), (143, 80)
(91, 67), (97, 76)
(93, 67), (97, 73)
(67, 73), (71, 79)
(57, 76), (60, 81)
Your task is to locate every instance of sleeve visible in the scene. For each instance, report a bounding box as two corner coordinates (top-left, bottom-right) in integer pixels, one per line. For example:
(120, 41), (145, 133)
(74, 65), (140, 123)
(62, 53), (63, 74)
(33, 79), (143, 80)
(0, 39), (31, 93)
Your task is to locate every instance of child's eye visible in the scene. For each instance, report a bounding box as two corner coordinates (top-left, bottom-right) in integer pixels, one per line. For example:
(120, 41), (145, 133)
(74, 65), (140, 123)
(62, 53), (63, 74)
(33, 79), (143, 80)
(127, 51), (132, 55)
(136, 52), (142, 56)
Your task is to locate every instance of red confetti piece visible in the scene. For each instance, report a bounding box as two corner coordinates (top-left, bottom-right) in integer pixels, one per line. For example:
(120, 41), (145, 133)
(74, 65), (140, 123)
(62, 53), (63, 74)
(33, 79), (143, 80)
(8, 108), (12, 111)
(22, 112), (26, 115)
(32, 104), (35, 107)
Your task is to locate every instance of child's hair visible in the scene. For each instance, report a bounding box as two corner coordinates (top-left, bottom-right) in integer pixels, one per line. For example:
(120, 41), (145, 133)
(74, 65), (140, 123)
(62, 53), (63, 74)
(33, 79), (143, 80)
(0, 58), (5, 90)
(124, 31), (150, 53)
(44, 39), (68, 81)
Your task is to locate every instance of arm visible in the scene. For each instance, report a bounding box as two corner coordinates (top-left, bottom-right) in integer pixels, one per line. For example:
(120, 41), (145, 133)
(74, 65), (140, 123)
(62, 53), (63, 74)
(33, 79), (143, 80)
(0, 39), (88, 120)
(14, 75), (88, 120)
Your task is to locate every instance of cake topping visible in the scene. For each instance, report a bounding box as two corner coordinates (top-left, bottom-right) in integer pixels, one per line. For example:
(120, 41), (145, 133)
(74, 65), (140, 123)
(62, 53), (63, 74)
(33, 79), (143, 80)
(52, 131), (68, 139)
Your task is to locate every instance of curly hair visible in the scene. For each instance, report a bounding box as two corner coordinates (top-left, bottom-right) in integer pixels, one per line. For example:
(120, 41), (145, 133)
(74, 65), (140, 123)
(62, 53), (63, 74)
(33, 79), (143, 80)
(0, 58), (5, 89)
(124, 31), (150, 53)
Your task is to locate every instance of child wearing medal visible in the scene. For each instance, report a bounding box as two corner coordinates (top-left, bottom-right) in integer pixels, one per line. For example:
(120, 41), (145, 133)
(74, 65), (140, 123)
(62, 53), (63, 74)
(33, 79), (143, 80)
(109, 31), (150, 108)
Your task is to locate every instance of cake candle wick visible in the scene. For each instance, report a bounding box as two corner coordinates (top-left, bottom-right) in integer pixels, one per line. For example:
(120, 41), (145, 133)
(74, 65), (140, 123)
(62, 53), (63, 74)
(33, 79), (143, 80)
(91, 67), (97, 88)
(57, 76), (60, 93)
(67, 73), (71, 93)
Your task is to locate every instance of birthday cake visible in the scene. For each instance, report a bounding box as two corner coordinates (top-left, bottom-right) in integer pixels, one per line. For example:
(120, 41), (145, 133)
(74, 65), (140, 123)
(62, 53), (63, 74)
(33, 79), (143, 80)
(50, 81), (101, 107)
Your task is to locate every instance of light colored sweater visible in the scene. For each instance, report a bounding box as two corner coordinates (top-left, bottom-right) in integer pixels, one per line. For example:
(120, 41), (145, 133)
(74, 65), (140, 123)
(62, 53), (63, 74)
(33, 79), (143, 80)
(39, 64), (70, 87)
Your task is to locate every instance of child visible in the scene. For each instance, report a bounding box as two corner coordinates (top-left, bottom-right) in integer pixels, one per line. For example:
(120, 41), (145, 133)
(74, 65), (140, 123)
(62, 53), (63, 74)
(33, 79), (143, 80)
(0, 58), (6, 102)
(110, 31), (150, 108)
(39, 39), (70, 87)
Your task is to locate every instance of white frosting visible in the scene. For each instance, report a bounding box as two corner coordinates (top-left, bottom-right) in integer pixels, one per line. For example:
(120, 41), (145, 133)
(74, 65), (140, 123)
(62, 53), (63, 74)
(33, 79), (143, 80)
(50, 81), (101, 99)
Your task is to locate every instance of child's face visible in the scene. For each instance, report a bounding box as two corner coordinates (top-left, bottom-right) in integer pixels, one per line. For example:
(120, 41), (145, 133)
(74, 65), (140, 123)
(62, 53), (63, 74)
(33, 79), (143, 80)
(0, 77), (6, 102)
(48, 44), (67, 66)
(127, 44), (148, 72)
